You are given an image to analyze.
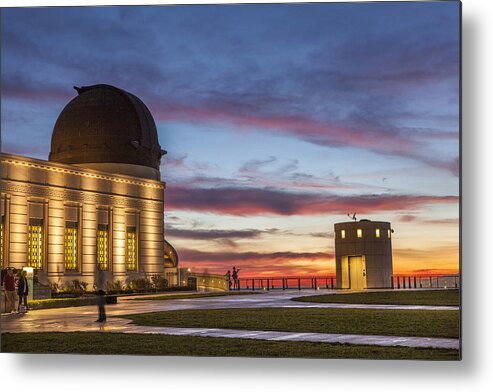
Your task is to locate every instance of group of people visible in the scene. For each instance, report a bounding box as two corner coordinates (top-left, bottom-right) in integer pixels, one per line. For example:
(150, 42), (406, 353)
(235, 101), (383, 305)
(2, 267), (29, 314)
(226, 266), (241, 291)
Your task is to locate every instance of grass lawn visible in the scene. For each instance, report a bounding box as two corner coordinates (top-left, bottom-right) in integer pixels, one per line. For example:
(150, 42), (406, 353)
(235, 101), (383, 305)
(0, 332), (459, 360)
(292, 290), (460, 306)
(129, 291), (261, 301)
(122, 307), (459, 338)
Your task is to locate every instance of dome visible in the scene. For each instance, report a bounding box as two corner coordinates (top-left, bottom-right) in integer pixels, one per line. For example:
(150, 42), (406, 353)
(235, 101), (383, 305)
(49, 84), (165, 171)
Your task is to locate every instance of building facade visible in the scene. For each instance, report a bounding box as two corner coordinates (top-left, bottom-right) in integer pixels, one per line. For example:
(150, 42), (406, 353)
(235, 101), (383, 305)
(1, 84), (178, 288)
(334, 219), (393, 289)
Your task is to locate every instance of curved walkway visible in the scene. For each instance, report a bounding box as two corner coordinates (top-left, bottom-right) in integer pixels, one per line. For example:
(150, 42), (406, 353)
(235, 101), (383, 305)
(0, 290), (460, 350)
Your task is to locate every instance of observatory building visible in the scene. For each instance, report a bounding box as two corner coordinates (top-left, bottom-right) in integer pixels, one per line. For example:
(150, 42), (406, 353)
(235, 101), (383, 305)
(334, 219), (393, 289)
(0, 84), (178, 287)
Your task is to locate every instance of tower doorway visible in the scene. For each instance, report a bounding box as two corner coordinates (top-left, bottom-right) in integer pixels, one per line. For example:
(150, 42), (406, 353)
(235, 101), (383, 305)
(349, 256), (367, 290)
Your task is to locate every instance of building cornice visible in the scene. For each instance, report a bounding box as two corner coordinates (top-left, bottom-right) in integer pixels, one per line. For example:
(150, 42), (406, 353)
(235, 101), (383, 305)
(1, 152), (165, 190)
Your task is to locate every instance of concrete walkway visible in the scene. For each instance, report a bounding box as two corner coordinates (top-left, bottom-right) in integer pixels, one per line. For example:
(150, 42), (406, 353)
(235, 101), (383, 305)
(0, 290), (459, 350)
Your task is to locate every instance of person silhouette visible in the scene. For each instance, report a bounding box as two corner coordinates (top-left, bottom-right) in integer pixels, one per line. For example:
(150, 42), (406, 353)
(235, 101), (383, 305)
(226, 270), (232, 290)
(232, 266), (241, 290)
(95, 264), (106, 322)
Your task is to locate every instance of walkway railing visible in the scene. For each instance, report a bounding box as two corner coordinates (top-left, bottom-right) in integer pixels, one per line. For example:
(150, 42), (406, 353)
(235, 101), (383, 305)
(391, 275), (460, 289)
(235, 274), (461, 291)
(236, 276), (337, 291)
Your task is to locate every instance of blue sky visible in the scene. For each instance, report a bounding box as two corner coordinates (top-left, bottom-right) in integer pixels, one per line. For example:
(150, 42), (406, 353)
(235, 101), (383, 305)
(1, 2), (460, 276)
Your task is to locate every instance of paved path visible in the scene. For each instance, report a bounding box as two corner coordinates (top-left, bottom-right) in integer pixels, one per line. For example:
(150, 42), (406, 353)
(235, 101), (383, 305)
(0, 290), (459, 350)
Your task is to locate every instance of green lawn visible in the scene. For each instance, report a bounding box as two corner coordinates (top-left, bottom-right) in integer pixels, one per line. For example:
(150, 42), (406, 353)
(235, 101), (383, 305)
(292, 290), (460, 306)
(122, 307), (459, 338)
(129, 291), (261, 301)
(0, 332), (459, 360)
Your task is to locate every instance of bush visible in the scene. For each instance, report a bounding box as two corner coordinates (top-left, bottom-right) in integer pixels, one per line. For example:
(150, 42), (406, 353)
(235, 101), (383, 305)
(151, 275), (168, 291)
(130, 278), (153, 293)
(29, 295), (118, 310)
(106, 280), (125, 294)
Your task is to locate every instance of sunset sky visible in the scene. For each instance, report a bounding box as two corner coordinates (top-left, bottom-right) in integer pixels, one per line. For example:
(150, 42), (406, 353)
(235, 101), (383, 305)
(1, 2), (460, 277)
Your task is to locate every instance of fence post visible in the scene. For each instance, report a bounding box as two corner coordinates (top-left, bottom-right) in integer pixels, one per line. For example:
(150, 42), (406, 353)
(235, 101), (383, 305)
(331, 277), (334, 290)
(397, 276), (400, 289)
(238, 279), (241, 291)
(413, 276), (416, 288)
(326, 278), (328, 289)
(298, 277), (301, 290)
(267, 279), (270, 291)
(314, 278), (317, 290)
(252, 279), (255, 291)
(430, 276), (433, 288)
(436, 276), (439, 288)
(420, 277), (422, 288)
(391, 275), (394, 289)
(282, 278), (285, 291)
(408, 276), (411, 288)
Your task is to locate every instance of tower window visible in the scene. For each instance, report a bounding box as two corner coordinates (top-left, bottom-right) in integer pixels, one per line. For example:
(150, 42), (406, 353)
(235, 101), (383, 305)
(341, 229), (346, 239)
(375, 228), (380, 238)
(357, 229), (363, 238)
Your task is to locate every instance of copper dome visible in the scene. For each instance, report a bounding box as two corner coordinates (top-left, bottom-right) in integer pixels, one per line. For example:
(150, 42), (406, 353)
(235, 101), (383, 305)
(49, 84), (165, 170)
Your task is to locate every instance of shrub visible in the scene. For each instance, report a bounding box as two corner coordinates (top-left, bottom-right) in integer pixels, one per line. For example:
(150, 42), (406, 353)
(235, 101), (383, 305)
(62, 280), (88, 296)
(29, 295), (118, 310)
(151, 275), (168, 291)
(106, 280), (125, 294)
(130, 278), (153, 293)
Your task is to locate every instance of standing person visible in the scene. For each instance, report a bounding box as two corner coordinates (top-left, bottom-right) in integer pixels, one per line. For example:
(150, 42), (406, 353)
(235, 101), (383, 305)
(95, 265), (106, 322)
(3, 268), (16, 313)
(17, 270), (29, 312)
(226, 270), (232, 291)
(232, 266), (241, 291)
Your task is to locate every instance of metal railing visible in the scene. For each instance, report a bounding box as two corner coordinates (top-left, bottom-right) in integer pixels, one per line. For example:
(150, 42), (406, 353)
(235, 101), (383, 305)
(235, 276), (337, 291)
(391, 274), (460, 289)
(235, 274), (461, 291)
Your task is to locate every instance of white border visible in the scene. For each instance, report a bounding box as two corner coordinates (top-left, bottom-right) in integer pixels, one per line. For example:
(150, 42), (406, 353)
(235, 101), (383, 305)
(2, 0), (492, 391)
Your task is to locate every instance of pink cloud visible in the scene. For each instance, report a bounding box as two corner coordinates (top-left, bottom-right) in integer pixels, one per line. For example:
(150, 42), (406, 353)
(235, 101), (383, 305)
(166, 186), (459, 216)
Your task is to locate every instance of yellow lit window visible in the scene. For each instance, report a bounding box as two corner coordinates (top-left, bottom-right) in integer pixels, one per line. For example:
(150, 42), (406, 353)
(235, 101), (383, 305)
(0, 220), (4, 269)
(126, 228), (137, 271)
(375, 228), (380, 238)
(357, 229), (363, 238)
(28, 224), (43, 269)
(341, 229), (346, 239)
(97, 227), (109, 270)
(64, 224), (78, 270)
(388, 229), (391, 239)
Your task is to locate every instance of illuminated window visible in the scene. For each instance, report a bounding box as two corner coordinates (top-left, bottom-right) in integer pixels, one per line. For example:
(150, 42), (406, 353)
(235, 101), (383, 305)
(341, 230), (346, 239)
(126, 227), (137, 271)
(64, 222), (78, 270)
(0, 218), (4, 269)
(97, 225), (109, 270)
(388, 229), (391, 239)
(357, 229), (363, 238)
(375, 228), (380, 238)
(28, 222), (43, 269)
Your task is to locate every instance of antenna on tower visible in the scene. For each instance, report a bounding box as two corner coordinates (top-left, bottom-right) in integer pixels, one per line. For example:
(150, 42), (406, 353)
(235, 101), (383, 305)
(347, 212), (357, 221)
